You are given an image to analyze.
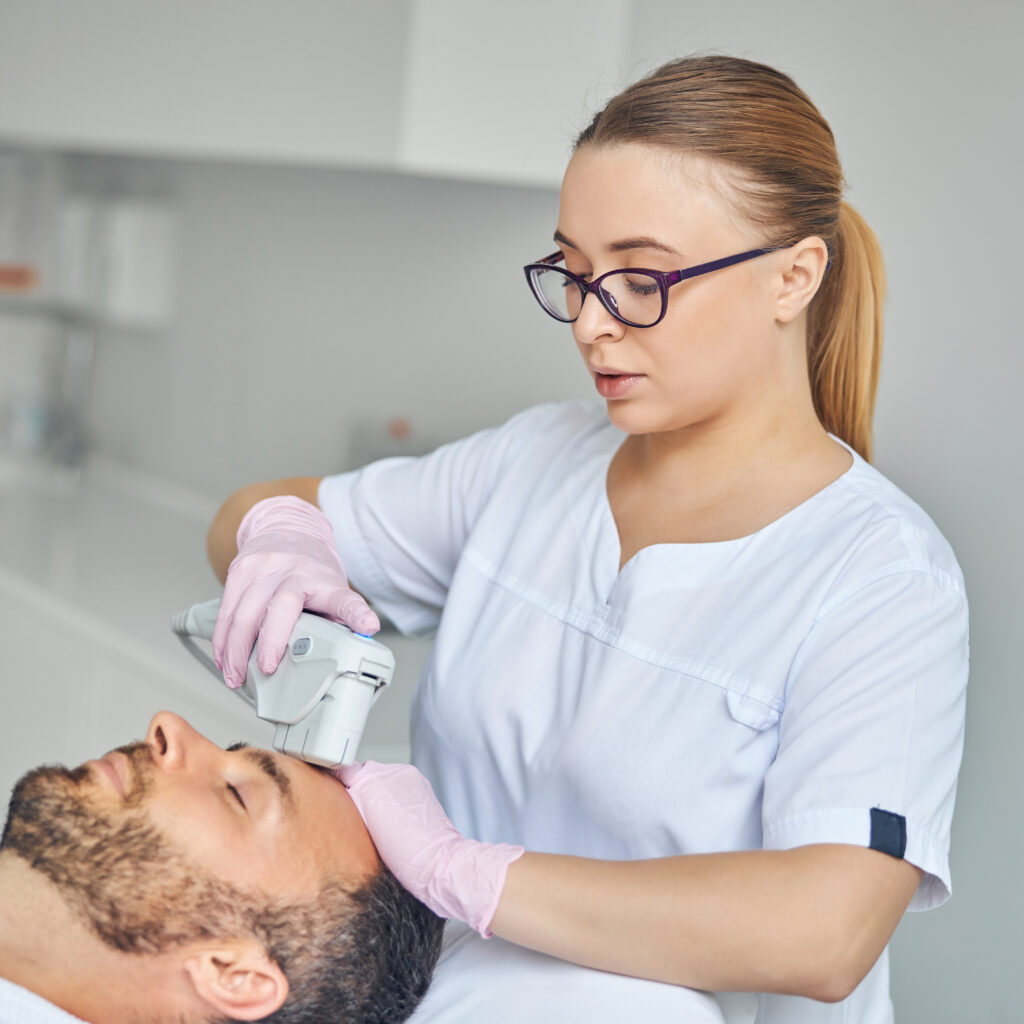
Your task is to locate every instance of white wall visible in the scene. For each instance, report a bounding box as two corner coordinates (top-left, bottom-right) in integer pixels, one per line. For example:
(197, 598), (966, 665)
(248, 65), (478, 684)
(2, 2), (1021, 1020)
(68, 154), (586, 492)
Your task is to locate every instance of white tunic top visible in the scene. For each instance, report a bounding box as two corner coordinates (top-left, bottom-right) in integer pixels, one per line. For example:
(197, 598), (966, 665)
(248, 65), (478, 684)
(320, 400), (969, 1024)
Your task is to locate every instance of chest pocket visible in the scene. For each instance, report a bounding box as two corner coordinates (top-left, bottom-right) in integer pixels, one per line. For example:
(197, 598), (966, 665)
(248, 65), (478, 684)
(726, 688), (782, 731)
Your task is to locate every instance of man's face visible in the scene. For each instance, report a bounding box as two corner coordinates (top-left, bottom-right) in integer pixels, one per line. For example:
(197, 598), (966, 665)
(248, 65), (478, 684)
(0, 711), (379, 953)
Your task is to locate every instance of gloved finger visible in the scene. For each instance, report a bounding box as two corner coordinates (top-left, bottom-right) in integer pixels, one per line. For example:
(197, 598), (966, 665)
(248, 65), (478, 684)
(316, 586), (380, 636)
(256, 588), (306, 675)
(334, 760), (410, 789)
(338, 761), (442, 806)
(212, 560), (251, 669)
(212, 550), (272, 670)
(220, 580), (277, 688)
(334, 762), (364, 787)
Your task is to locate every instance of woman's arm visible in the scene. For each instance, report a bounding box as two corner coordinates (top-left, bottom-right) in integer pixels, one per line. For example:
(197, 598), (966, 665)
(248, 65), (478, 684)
(339, 760), (924, 1003)
(206, 476), (321, 583)
(491, 844), (921, 1002)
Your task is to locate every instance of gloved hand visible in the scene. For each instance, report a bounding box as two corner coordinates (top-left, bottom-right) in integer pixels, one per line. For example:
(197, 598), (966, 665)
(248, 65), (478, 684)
(337, 761), (525, 937)
(212, 495), (380, 688)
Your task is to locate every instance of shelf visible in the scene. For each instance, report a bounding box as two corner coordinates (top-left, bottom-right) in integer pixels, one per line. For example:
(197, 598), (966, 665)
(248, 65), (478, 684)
(0, 291), (96, 326)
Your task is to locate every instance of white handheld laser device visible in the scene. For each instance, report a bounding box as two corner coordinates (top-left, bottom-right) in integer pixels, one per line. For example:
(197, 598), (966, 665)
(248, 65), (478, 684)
(171, 598), (395, 768)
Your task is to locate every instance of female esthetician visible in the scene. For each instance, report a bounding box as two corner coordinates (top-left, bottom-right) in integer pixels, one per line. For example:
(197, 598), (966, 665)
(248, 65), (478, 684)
(206, 56), (968, 1022)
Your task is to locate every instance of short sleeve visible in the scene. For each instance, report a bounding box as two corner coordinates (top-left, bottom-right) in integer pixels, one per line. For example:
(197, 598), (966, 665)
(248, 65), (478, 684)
(762, 567), (969, 911)
(317, 403), (570, 635)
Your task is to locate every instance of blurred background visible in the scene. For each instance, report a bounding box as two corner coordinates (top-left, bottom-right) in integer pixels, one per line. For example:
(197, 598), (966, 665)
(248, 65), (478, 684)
(0, 2), (1019, 1020)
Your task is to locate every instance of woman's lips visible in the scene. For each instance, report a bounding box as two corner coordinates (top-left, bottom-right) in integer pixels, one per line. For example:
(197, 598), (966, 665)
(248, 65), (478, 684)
(593, 370), (644, 400)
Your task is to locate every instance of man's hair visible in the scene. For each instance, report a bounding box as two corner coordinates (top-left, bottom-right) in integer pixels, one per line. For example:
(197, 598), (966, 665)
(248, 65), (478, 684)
(245, 864), (443, 1024)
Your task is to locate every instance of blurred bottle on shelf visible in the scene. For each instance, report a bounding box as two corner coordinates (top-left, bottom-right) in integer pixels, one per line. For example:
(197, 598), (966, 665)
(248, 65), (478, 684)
(0, 147), (59, 295)
(346, 415), (440, 469)
(0, 317), (63, 456)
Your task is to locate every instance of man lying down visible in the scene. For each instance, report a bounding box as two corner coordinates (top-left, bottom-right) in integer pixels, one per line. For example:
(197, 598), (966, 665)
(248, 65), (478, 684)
(0, 711), (443, 1024)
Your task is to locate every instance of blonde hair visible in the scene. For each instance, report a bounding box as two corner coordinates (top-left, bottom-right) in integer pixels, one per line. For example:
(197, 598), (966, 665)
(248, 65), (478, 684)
(576, 55), (886, 460)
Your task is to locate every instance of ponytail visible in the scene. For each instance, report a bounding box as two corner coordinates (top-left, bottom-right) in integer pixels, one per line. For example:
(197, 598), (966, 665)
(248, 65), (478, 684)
(806, 203), (885, 462)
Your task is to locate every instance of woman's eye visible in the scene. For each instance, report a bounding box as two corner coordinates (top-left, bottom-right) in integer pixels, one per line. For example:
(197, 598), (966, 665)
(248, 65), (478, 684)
(227, 783), (246, 810)
(625, 275), (659, 296)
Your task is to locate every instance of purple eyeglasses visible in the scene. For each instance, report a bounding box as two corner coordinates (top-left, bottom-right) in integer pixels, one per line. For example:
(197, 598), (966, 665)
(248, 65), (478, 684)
(523, 247), (776, 328)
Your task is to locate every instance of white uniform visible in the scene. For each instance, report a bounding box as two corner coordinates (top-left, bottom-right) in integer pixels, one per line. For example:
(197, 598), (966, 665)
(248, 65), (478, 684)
(320, 401), (969, 1024)
(0, 978), (88, 1024)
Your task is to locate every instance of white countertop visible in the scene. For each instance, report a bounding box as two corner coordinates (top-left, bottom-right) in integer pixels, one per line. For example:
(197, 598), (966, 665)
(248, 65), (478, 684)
(0, 454), (223, 661)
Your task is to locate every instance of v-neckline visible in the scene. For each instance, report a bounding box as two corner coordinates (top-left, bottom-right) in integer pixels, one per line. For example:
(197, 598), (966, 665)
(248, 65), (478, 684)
(597, 432), (858, 588)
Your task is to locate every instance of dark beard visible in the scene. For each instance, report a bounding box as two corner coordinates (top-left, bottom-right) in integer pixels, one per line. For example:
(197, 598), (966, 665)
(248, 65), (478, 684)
(1, 745), (252, 954)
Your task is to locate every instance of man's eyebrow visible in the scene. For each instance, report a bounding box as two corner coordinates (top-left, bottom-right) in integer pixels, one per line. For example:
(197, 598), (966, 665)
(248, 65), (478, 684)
(553, 229), (681, 257)
(226, 741), (293, 803)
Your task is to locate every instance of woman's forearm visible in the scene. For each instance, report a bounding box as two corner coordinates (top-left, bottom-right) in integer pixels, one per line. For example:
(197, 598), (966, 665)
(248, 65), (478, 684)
(489, 844), (921, 1002)
(206, 476), (322, 583)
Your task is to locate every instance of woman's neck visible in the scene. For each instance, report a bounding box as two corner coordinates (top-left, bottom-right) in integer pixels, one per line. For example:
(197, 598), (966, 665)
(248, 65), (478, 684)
(608, 404), (851, 561)
(628, 394), (834, 481)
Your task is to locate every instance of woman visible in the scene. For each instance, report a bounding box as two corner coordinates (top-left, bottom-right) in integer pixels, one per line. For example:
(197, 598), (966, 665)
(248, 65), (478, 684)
(207, 56), (968, 1022)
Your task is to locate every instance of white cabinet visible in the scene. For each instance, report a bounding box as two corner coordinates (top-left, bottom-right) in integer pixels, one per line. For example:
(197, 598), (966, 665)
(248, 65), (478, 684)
(0, 0), (631, 187)
(397, 0), (630, 186)
(0, 0), (408, 169)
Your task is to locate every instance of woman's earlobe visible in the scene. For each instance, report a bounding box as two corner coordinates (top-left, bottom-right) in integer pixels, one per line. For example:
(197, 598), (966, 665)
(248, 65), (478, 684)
(183, 944), (289, 1021)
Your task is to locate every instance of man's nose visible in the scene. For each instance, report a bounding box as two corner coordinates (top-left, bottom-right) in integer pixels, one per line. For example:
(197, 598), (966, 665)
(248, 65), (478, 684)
(146, 711), (205, 772)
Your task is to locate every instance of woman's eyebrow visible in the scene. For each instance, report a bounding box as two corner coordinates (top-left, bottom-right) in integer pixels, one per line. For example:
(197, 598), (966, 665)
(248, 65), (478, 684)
(607, 236), (680, 255)
(553, 229), (680, 256)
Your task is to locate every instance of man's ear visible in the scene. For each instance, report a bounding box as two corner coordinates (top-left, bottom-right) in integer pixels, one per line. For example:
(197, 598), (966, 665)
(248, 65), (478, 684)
(774, 236), (830, 324)
(183, 943), (289, 1022)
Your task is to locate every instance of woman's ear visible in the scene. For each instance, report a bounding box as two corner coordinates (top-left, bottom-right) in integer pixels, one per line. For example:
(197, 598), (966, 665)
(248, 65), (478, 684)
(775, 236), (829, 323)
(183, 943), (289, 1022)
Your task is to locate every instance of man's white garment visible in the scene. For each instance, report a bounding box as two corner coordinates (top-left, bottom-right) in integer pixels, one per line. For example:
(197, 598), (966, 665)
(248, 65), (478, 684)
(0, 978), (88, 1024)
(320, 401), (969, 1024)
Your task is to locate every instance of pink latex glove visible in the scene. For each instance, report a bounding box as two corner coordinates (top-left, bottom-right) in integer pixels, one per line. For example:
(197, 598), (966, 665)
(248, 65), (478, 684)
(337, 761), (525, 937)
(212, 495), (380, 688)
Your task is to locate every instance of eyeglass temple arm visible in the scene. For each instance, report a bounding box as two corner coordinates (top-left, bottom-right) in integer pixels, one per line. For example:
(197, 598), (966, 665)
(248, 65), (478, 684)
(665, 247), (774, 285)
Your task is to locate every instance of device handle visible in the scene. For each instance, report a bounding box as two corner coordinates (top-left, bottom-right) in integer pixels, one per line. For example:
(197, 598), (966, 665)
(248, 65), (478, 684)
(170, 599), (256, 709)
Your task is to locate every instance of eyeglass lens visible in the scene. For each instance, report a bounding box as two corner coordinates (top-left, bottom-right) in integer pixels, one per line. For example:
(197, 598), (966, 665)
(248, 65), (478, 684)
(531, 267), (664, 326)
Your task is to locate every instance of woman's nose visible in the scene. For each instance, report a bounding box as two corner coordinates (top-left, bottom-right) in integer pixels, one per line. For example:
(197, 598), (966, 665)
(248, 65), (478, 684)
(572, 290), (626, 347)
(146, 711), (204, 772)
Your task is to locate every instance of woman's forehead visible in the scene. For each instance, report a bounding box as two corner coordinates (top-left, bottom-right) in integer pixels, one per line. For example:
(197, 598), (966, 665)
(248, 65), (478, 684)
(558, 143), (751, 254)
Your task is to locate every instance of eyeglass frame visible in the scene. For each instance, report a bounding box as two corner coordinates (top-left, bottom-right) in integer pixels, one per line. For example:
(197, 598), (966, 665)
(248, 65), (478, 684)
(523, 246), (778, 328)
